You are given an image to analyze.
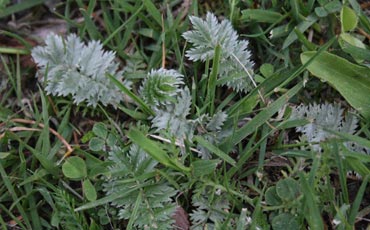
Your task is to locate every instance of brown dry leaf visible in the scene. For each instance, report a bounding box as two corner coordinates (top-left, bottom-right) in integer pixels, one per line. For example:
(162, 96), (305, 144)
(172, 206), (190, 230)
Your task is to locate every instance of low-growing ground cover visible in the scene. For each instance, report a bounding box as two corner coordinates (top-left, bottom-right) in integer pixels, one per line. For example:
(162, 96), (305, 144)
(0, 0), (369, 229)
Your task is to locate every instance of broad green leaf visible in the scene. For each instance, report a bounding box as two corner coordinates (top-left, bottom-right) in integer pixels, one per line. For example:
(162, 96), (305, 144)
(92, 122), (107, 139)
(340, 33), (366, 49)
(341, 6), (358, 32)
(62, 156), (87, 180)
(276, 178), (301, 201)
(301, 51), (370, 119)
(339, 33), (370, 62)
(83, 179), (97, 201)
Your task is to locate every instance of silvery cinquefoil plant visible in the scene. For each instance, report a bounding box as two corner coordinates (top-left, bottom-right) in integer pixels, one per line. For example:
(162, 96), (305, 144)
(291, 102), (369, 154)
(103, 144), (177, 229)
(140, 68), (197, 141)
(32, 33), (130, 107)
(183, 12), (255, 93)
(139, 68), (229, 159)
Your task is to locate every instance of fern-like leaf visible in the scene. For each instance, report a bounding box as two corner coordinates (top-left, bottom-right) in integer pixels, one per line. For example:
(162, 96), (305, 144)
(140, 68), (184, 106)
(32, 33), (130, 107)
(103, 145), (177, 229)
(140, 68), (197, 141)
(183, 12), (254, 92)
(291, 102), (370, 155)
(196, 111), (229, 159)
(53, 190), (87, 230)
(151, 88), (196, 140)
(291, 103), (356, 143)
(190, 183), (230, 229)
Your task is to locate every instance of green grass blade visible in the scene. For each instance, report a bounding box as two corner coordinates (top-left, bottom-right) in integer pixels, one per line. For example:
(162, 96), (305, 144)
(0, 47), (29, 55)
(330, 141), (349, 204)
(102, 4), (144, 46)
(0, 204), (27, 229)
(221, 82), (302, 152)
(75, 186), (141, 211)
(126, 191), (142, 230)
(194, 136), (236, 166)
(348, 175), (369, 226)
(0, 161), (32, 229)
(106, 73), (154, 116)
(0, 0), (46, 18)
(206, 44), (221, 115)
(143, 0), (162, 26)
(299, 172), (324, 230)
(127, 128), (190, 172)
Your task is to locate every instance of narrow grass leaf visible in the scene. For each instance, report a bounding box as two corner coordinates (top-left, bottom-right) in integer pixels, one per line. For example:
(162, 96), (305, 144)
(206, 44), (221, 115)
(348, 175), (369, 226)
(330, 142), (349, 204)
(322, 126), (370, 150)
(75, 186), (141, 211)
(241, 9), (283, 23)
(194, 136), (236, 166)
(106, 73), (154, 116)
(126, 191), (142, 230)
(283, 14), (318, 49)
(299, 172), (324, 229)
(79, 1), (100, 39)
(0, 0), (45, 18)
(221, 82), (302, 152)
(0, 161), (32, 229)
(143, 0), (162, 26)
(127, 128), (190, 172)
(290, 0), (301, 22)
(344, 156), (370, 177)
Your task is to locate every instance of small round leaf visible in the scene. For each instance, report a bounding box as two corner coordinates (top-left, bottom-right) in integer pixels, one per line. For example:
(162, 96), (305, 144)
(341, 6), (358, 32)
(260, 63), (274, 78)
(272, 213), (299, 230)
(62, 156), (87, 180)
(83, 179), (97, 201)
(89, 137), (105, 152)
(92, 122), (108, 139)
(276, 177), (301, 201)
(265, 186), (282, 206)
